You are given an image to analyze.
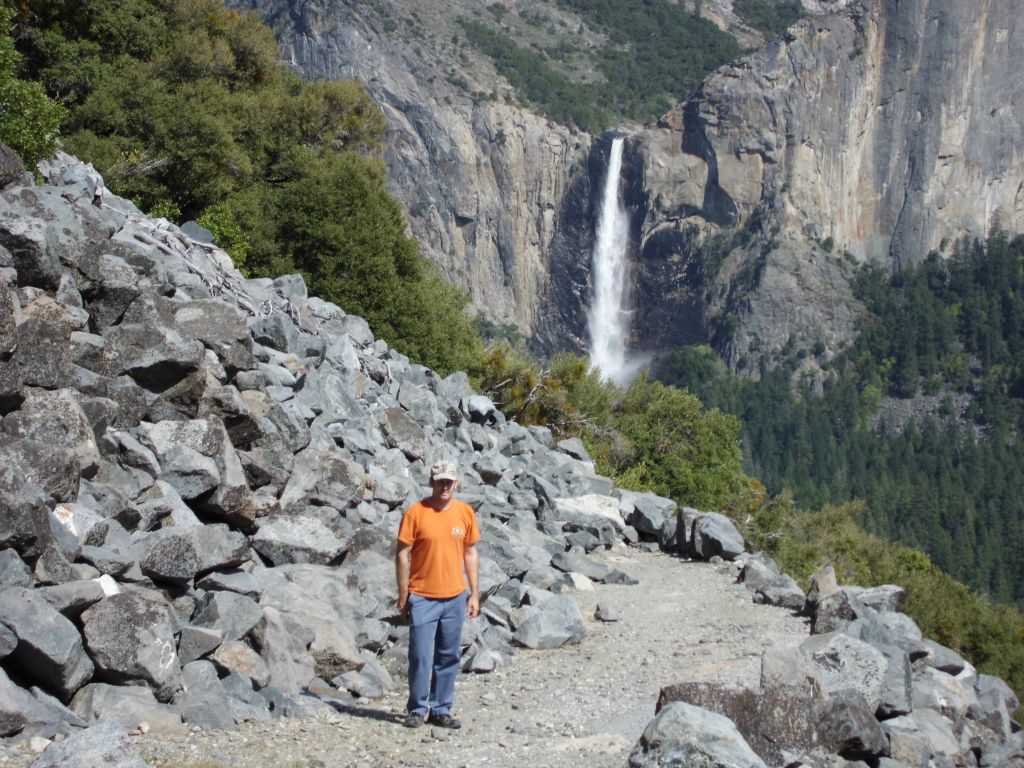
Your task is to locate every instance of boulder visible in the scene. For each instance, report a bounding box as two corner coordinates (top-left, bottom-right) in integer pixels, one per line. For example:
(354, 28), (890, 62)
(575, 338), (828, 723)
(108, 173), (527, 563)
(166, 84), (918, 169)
(815, 688), (889, 759)
(800, 632), (888, 712)
(0, 667), (54, 736)
(192, 590), (263, 642)
(0, 548), (32, 590)
(26, 721), (151, 768)
(0, 214), (62, 290)
(172, 661), (237, 731)
(210, 640), (270, 689)
(0, 586), (93, 700)
(0, 435), (79, 503)
(3, 388), (101, 478)
(80, 590), (183, 702)
(657, 681), (819, 766)
(171, 299), (253, 374)
(249, 606), (317, 696)
(0, 463), (51, 556)
(37, 579), (106, 619)
(511, 594), (587, 649)
(628, 701), (768, 768)
(139, 418), (254, 525)
(548, 493), (626, 545)
(140, 531), (200, 585)
(690, 512), (745, 560)
(95, 294), (205, 393)
(70, 682), (185, 736)
(755, 574), (806, 611)
(278, 448), (364, 513)
(51, 502), (108, 547)
(251, 516), (349, 565)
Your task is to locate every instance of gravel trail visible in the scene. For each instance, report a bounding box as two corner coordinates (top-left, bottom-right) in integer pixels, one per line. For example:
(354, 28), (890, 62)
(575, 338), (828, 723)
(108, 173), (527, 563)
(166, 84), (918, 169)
(135, 547), (809, 768)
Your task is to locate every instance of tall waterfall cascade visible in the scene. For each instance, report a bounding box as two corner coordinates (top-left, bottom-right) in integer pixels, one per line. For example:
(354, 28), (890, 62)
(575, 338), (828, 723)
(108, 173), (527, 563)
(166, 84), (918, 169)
(588, 137), (638, 386)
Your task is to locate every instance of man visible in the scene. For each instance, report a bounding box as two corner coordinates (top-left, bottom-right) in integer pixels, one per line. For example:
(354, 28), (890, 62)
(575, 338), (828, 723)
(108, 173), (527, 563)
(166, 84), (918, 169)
(395, 459), (480, 729)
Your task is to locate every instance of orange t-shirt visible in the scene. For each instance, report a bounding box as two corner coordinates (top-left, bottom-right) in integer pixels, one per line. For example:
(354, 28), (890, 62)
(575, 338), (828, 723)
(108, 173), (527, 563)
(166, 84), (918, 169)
(398, 498), (479, 599)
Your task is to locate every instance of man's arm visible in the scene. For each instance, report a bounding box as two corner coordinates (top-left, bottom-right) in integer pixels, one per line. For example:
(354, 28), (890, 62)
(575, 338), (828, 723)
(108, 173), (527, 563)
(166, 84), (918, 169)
(396, 541), (412, 617)
(464, 542), (480, 618)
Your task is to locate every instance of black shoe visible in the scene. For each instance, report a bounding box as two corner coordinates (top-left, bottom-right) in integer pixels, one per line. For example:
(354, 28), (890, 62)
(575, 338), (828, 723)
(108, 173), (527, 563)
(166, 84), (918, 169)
(403, 712), (425, 728)
(427, 713), (461, 729)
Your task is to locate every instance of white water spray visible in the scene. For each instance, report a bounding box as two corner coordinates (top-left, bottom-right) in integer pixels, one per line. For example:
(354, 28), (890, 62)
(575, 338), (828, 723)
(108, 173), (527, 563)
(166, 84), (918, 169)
(588, 137), (638, 386)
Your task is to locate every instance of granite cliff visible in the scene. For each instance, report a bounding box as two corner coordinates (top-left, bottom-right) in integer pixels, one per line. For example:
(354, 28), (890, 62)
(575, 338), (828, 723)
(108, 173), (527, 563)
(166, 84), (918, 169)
(230, 0), (1024, 378)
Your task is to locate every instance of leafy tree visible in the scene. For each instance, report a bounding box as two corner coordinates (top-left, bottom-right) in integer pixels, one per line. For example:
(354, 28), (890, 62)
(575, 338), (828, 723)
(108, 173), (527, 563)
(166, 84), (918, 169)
(0, 6), (64, 166)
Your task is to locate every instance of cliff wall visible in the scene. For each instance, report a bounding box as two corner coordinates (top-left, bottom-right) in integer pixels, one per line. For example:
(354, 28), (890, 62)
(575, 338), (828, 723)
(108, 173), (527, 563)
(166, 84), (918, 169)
(231, 0), (1024, 375)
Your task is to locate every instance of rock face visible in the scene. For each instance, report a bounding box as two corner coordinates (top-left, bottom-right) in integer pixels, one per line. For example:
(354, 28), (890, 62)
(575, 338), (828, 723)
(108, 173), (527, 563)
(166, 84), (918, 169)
(225, 0), (591, 346)
(631, 0), (1024, 373)
(230, 0), (1024, 380)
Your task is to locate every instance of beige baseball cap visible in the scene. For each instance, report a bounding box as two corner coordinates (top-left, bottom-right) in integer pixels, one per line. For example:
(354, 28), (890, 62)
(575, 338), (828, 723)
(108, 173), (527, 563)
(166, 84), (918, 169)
(429, 460), (458, 482)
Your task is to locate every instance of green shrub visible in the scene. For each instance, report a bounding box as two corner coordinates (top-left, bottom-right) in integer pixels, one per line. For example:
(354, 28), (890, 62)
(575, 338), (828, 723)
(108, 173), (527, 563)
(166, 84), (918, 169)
(0, 7), (64, 166)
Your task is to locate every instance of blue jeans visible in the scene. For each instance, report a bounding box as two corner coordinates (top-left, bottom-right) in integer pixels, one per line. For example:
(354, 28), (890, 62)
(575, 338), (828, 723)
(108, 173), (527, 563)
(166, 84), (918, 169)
(406, 592), (467, 716)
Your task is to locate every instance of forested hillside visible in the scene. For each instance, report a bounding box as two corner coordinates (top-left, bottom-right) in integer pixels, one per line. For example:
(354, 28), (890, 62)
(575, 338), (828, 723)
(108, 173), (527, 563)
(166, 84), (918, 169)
(6, 0), (480, 375)
(658, 231), (1024, 604)
(458, 0), (749, 131)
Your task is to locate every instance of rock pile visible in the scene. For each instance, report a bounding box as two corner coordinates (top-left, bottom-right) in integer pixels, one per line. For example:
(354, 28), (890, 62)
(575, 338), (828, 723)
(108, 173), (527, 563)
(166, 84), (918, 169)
(0, 150), (689, 753)
(0, 149), (1020, 768)
(635, 564), (1024, 767)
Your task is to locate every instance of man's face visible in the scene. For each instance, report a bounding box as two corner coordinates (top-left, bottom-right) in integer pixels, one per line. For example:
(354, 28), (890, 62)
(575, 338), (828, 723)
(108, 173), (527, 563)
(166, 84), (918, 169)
(430, 477), (457, 504)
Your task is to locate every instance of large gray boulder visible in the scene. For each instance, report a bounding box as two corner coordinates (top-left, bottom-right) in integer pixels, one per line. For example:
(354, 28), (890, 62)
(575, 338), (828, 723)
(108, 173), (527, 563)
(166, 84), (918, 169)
(3, 388), (101, 478)
(171, 299), (253, 375)
(70, 682), (185, 736)
(191, 590), (263, 642)
(690, 511), (745, 560)
(278, 447), (364, 513)
(0, 667), (54, 736)
(815, 688), (889, 760)
(95, 294), (205, 393)
(0, 435), (79, 503)
(0, 212), (62, 290)
(251, 516), (349, 565)
(0, 462), (51, 556)
(139, 418), (254, 525)
(139, 531), (200, 585)
(27, 721), (150, 768)
(628, 701), (768, 768)
(656, 681), (820, 766)
(80, 590), (183, 702)
(511, 594), (587, 650)
(799, 632), (888, 712)
(0, 586), (93, 700)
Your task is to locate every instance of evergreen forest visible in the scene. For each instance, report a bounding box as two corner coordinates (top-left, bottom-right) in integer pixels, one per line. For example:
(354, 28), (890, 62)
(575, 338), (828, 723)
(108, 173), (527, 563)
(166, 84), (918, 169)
(657, 232), (1024, 605)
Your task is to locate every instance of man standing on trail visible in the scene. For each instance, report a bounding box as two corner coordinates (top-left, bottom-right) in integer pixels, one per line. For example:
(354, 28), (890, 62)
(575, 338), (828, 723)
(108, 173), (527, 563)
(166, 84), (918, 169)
(396, 460), (480, 729)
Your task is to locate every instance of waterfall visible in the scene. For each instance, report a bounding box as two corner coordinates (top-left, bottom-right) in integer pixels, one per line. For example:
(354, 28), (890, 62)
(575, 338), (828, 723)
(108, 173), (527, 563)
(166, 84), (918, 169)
(588, 136), (635, 386)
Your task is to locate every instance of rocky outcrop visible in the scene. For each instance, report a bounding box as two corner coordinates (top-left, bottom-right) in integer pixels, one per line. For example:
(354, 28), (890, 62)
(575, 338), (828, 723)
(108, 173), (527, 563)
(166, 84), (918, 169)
(633, 0), (1024, 372)
(653, 569), (1024, 768)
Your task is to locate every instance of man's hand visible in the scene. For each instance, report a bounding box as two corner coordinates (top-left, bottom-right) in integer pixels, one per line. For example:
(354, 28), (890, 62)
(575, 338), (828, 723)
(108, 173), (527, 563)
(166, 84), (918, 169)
(397, 592), (410, 619)
(466, 594), (480, 618)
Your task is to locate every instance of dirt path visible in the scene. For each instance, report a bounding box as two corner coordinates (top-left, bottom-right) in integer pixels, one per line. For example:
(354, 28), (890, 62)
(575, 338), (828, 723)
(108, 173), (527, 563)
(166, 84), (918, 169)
(135, 548), (809, 768)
